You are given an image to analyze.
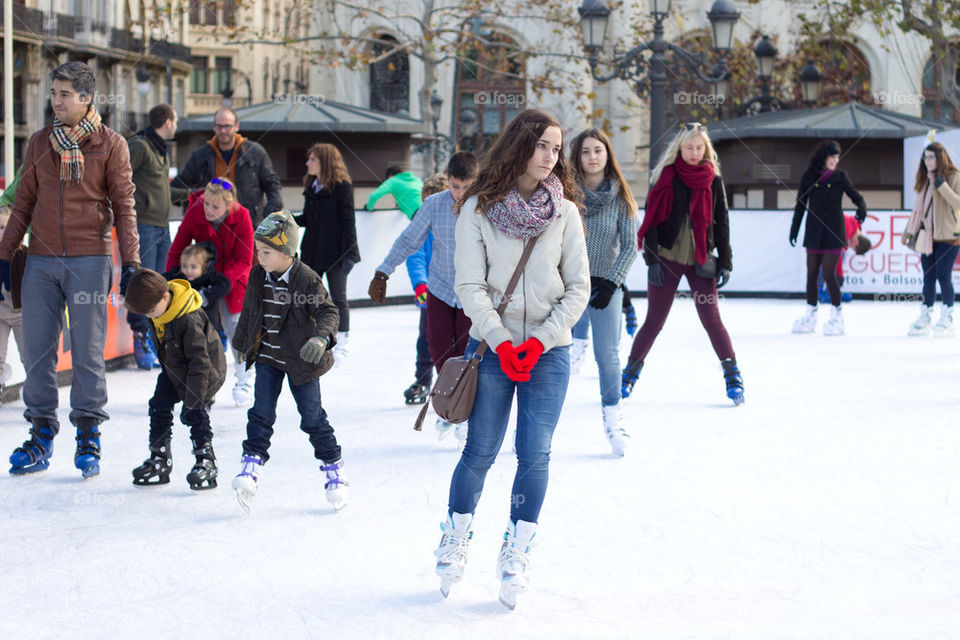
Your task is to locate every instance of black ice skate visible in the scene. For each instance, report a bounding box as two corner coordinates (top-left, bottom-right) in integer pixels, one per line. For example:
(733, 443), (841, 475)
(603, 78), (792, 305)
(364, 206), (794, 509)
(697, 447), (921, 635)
(186, 440), (218, 490)
(132, 439), (173, 486)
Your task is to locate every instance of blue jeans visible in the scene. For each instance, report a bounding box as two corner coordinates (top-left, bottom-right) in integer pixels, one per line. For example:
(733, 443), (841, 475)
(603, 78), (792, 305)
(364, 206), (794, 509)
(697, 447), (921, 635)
(242, 362), (341, 463)
(21, 255), (112, 425)
(448, 338), (570, 523)
(921, 242), (960, 307)
(572, 288), (624, 406)
(128, 223), (171, 334)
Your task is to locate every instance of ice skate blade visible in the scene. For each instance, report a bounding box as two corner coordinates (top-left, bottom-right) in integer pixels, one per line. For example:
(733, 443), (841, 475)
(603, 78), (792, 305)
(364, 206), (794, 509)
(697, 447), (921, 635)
(78, 462), (100, 478)
(234, 488), (255, 514)
(327, 497), (347, 511)
(188, 478), (218, 491)
(439, 579), (453, 598)
(9, 459), (50, 475)
(133, 474), (170, 486)
(498, 586), (520, 610)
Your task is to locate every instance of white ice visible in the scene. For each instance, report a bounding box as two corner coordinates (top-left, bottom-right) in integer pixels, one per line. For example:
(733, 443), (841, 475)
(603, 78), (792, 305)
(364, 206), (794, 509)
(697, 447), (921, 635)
(2, 299), (959, 639)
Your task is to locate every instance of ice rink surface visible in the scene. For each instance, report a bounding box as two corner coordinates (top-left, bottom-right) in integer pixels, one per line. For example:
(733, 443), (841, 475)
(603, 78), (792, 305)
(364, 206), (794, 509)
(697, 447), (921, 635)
(2, 299), (959, 639)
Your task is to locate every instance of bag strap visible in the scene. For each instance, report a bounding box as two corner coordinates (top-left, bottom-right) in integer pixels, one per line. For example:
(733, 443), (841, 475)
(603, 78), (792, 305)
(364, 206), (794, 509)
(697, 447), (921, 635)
(414, 234), (539, 431)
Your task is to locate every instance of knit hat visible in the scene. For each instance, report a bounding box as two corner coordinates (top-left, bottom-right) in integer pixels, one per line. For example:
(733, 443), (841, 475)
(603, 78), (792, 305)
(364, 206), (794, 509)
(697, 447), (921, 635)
(254, 210), (299, 257)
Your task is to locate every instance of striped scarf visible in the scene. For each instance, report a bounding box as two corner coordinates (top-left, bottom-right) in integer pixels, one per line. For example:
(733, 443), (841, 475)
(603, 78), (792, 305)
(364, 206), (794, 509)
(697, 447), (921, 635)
(49, 106), (102, 184)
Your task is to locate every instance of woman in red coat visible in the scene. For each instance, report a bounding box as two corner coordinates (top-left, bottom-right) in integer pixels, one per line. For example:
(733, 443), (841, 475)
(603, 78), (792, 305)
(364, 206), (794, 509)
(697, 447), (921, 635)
(167, 178), (255, 405)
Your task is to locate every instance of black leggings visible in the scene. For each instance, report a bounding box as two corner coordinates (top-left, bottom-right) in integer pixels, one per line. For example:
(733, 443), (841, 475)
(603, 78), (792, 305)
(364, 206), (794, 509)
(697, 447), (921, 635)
(806, 252), (840, 307)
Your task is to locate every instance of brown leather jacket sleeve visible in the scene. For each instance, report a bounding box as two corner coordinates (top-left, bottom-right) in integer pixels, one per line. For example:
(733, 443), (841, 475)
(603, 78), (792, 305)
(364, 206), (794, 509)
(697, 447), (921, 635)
(107, 133), (139, 264)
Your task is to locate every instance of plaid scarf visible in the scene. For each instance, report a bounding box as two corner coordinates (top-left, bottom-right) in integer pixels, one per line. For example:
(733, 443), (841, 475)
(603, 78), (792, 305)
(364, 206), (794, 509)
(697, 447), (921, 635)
(49, 106), (102, 184)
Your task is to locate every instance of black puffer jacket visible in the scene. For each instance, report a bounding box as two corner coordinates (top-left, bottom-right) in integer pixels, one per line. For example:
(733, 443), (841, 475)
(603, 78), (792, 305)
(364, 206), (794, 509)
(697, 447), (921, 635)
(295, 181), (360, 274)
(791, 169), (867, 250)
(643, 175), (732, 271)
(232, 258), (340, 385)
(150, 307), (227, 409)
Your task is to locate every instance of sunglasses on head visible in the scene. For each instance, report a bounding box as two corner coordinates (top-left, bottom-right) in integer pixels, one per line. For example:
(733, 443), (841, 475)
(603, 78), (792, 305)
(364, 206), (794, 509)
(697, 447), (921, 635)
(210, 178), (233, 190)
(683, 123), (704, 132)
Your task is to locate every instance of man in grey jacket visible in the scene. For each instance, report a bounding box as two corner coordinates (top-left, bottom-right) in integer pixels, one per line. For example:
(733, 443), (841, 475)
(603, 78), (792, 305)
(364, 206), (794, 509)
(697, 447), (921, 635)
(127, 104), (190, 369)
(171, 108), (283, 227)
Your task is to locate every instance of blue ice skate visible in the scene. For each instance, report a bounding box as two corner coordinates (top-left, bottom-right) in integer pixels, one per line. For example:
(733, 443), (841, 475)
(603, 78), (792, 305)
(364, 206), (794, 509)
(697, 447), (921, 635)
(9, 419), (58, 475)
(721, 358), (744, 406)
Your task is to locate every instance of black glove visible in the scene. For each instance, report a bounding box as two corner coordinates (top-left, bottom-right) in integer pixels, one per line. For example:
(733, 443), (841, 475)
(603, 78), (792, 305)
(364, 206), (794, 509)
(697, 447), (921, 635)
(648, 263), (664, 288)
(589, 278), (618, 310)
(934, 175), (945, 188)
(789, 230), (798, 247)
(855, 210), (867, 224)
(119, 263), (139, 296)
(0, 259), (9, 302)
(717, 268), (731, 289)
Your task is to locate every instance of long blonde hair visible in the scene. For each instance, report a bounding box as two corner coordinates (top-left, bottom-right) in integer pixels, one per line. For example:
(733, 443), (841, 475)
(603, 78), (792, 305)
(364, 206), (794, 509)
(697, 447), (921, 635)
(649, 124), (721, 185)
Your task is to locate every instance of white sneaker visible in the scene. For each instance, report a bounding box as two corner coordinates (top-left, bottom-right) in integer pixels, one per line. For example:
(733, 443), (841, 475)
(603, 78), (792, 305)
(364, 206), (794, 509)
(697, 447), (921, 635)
(435, 512), (474, 598)
(231, 454), (264, 513)
(333, 331), (349, 366)
(823, 306), (845, 336)
(232, 362), (254, 406)
(791, 305), (818, 334)
(435, 417), (454, 441)
(498, 519), (537, 610)
(454, 423), (468, 452)
(569, 338), (589, 375)
(321, 459), (349, 510)
(602, 403), (629, 457)
(933, 307), (955, 338)
(908, 306), (934, 336)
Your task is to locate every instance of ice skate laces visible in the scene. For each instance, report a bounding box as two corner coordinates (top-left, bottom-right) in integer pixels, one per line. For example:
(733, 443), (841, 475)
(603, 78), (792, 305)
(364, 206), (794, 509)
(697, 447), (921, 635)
(238, 454), (262, 481)
(435, 521), (473, 563)
(499, 534), (535, 576)
(321, 460), (347, 490)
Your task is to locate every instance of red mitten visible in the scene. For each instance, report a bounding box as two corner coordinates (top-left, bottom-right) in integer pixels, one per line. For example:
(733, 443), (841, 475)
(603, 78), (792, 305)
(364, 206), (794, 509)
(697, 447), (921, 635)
(496, 342), (530, 382)
(414, 283), (428, 309)
(515, 338), (544, 372)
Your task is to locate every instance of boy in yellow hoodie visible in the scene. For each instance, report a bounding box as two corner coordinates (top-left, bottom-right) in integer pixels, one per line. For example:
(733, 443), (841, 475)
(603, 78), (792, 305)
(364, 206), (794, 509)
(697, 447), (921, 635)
(124, 269), (227, 489)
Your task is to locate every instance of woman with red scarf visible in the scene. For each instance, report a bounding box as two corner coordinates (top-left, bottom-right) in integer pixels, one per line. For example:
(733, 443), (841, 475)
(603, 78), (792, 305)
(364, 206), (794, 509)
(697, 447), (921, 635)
(621, 123), (743, 405)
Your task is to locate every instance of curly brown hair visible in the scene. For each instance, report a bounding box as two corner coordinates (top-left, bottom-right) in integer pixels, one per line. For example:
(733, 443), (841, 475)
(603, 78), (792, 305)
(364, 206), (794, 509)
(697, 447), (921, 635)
(304, 143), (352, 190)
(458, 109), (582, 213)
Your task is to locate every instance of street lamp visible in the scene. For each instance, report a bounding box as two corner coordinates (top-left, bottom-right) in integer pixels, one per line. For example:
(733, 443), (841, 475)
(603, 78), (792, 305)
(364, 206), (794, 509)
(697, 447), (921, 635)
(799, 59), (822, 104)
(579, 0), (740, 168)
(136, 65), (151, 97)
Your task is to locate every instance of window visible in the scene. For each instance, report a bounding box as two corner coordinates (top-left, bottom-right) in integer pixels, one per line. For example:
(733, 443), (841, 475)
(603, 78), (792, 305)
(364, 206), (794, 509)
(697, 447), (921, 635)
(212, 57), (232, 95)
(454, 32), (525, 155)
(190, 56), (208, 94)
(369, 34), (410, 114)
(189, 0), (216, 26)
(922, 48), (960, 124)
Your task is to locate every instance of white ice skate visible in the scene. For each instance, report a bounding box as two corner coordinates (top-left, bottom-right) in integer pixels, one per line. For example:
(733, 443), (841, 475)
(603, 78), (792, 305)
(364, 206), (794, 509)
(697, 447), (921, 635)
(232, 362), (255, 406)
(908, 306), (934, 336)
(933, 307), (955, 338)
(791, 305), (817, 334)
(333, 331), (349, 367)
(602, 403), (629, 457)
(497, 519), (537, 610)
(454, 423), (468, 452)
(231, 454), (264, 514)
(321, 459), (349, 511)
(569, 338), (589, 375)
(434, 512), (473, 598)
(823, 306), (844, 336)
(435, 417), (454, 441)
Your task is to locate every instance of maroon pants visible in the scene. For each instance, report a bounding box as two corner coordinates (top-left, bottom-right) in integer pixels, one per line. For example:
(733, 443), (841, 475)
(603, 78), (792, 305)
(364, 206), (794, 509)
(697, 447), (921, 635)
(629, 257), (735, 363)
(426, 292), (472, 372)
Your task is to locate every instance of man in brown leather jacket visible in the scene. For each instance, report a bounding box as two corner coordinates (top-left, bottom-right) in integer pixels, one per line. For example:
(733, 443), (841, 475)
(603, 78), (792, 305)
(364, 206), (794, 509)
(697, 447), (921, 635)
(0, 61), (140, 478)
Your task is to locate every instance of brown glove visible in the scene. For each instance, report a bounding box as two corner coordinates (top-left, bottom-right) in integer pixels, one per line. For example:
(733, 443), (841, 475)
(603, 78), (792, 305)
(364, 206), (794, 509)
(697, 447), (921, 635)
(368, 271), (388, 303)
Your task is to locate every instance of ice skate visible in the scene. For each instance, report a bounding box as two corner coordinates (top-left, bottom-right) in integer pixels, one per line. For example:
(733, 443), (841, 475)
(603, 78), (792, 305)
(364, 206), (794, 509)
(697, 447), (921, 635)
(791, 305), (818, 334)
(132, 439), (172, 486)
(569, 338), (589, 375)
(74, 418), (101, 478)
(321, 459), (349, 511)
(132, 330), (160, 370)
(434, 512), (473, 598)
(435, 417), (454, 441)
(232, 362), (254, 406)
(621, 359), (643, 399)
(908, 305), (934, 336)
(933, 306), (955, 338)
(721, 358), (745, 406)
(454, 423), (468, 452)
(823, 306), (844, 336)
(232, 454), (263, 513)
(624, 303), (638, 337)
(333, 331), (349, 366)
(602, 404), (629, 457)
(403, 381), (429, 405)
(9, 418), (58, 475)
(497, 519), (537, 610)
(186, 440), (217, 490)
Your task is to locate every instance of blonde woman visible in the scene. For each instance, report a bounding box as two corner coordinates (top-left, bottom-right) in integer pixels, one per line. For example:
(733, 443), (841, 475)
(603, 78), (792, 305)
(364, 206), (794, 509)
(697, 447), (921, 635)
(622, 123), (742, 405)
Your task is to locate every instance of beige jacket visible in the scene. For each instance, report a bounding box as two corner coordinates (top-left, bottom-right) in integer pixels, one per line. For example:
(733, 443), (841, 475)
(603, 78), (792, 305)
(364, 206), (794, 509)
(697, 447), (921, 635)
(906, 172), (960, 251)
(455, 195), (590, 352)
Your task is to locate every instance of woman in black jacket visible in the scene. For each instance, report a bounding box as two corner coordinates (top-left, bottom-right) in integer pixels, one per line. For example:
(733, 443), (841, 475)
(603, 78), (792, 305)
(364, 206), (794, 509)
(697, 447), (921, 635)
(790, 140), (867, 336)
(296, 143), (360, 364)
(622, 123), (742, 405)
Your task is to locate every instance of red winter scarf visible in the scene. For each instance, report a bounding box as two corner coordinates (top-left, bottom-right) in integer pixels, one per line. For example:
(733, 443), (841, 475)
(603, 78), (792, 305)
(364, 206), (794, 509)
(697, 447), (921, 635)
(638, 157), (715, 265)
